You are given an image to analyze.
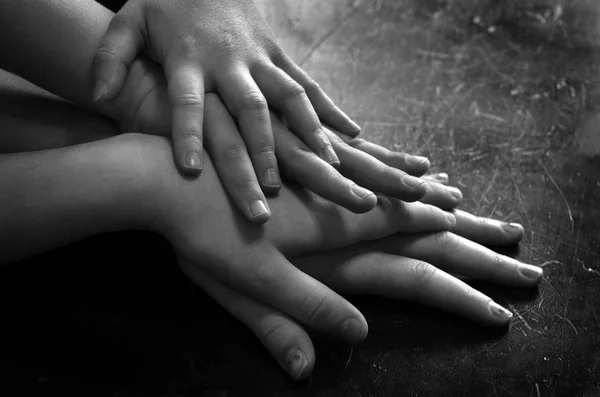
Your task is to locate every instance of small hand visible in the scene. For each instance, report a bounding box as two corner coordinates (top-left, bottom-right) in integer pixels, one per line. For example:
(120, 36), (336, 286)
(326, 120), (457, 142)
(92, 0), (361, 188)
(103, 61), (430, 223)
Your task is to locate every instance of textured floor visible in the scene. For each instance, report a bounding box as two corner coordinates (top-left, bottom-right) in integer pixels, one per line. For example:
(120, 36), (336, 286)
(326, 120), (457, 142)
(0, 0), (598, 396)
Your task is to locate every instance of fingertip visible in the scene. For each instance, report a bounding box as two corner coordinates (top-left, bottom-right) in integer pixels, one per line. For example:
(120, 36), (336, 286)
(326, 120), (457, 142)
(487, 301), (514, 326)
(93, 81), (108, 102)
(179, 151), (203, 175)
(261, 168), (282, 194)
(320, 145), (340, 167)
(285, 348), (311, 381)
(249, 199), (271, 224)
(339, 317), (368, 344)
(349, 184), (378, 213)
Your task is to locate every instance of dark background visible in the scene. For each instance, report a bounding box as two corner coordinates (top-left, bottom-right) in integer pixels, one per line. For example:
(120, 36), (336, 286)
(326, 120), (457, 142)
(1, 0), (599, 395)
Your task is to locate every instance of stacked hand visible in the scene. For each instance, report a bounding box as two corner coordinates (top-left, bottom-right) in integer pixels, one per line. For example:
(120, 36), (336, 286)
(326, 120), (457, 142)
(92, 0), (429, 224)
(130, 95), (543, 381)
(90, 21), (542, 381)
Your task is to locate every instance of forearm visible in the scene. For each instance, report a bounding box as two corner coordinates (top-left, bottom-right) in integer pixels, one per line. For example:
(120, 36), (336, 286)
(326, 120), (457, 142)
(0, 134), (158, 265)
(0, 0), (113, 112)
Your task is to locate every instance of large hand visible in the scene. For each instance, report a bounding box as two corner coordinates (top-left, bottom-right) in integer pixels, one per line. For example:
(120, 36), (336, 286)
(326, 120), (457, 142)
(105, 60), (432, 223)
(92, 0), (420, 207)
(179, 209), (542, 381)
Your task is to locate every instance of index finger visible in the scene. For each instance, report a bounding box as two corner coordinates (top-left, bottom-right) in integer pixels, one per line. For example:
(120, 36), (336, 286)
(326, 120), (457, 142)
(165, 62), (205, 175)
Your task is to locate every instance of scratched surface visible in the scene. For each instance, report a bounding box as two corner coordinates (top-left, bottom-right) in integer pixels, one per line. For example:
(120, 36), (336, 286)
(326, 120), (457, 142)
(0, 0), (599, 396)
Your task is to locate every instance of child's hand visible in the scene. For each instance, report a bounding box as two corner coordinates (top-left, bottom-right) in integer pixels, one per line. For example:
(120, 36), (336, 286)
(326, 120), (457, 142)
(103, 60), (430, 223)
(92, 0), (360, 183)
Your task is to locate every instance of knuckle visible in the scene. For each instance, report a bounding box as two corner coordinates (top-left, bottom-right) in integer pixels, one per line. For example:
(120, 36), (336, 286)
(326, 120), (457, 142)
(302, 288), (332, 327)
(280, 80), (306, 101)
(178, 35), (201, 57)
(253, 261), (279, 290)
(239, 91), (267, 111)
(172, 92), (203, 108)
(94, 47), (119, 62)
(221, 143), (248, 162)
(259, 315), (292, 346)
(411, 261), (438, 288)
(304, 78), (322, 94)
(433, 231), (455, 247)
(432, 231), (458, 257)
(381, 164), (399, 181)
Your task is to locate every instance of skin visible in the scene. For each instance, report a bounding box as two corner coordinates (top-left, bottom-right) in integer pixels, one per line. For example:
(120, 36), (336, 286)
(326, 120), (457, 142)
(0, 0), (429, 224)
(0, 0), (544, 381)
(0, 67), (543, 380)
(90, 0), (360, 177)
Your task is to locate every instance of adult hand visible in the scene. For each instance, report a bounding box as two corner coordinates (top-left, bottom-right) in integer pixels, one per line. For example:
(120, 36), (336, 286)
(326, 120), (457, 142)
(179, 208), (541, 381)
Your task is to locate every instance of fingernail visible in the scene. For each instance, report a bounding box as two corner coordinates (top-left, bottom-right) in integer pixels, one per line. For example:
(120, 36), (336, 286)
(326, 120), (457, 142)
(350, 184), (375, 200)
(449, 187), (463, 201)
(434, 172), (449, 182)
(340, 318), (367, 343)
(345, 119), (361, 135)
(250, 199), (269, 218)
(185, 151), (202, 170)
(410, 156), (430, 168)
(503, 222), (524, 234)
(519, 264), (543, 281)
(445, 212), (456, 227)
(285, 348), (308, 381)
(263, 168), (281, 188)
(320, 145), (340, 166)
(93, 81), (108, 102)
(402, 174), (425, 189)
(488, 301), (513, 321)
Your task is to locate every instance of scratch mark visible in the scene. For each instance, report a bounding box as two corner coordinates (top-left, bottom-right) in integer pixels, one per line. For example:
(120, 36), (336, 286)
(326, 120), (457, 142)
(535, 381), (541, 397)
(592, 299), (600, 329)
(475, 166), (499, 214)
(555, 313), (579, 335)
(509, 173), (533, 236)
(344, 346), (354, 372)
(539, 160), (574, 231)
(578, 258), (600, 276)
(539, 260), (563, 268)
(509, 304), (538, 333)
(298, 1), (366, 66)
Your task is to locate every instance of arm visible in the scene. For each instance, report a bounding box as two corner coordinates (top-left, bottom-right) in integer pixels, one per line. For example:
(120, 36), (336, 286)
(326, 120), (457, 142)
(0, 134), (157, 264)
(0, 0), (113, 113)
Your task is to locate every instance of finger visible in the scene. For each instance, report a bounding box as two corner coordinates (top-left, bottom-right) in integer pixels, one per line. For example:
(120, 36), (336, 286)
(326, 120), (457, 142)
(375, 232), (543, 287)
(324, 129), (427, 202)
(179, 260), (314, 381)
(452, 210), (525, 246)
(165, 62), (205, 175)
(294, 250), (514, 327)
(272, 118), (377, 213)
(196, 245), (369, 345)
(217, 68), (282, 193)
(203, 95), (271, 223)
(273, 55), (361, 137)
(419, 180), (463, 210)
(252, 63), (339, 167)
(422, 173), (449, 185)
(284, 199), (457, 253)
(92, 14), (143, 102)
(333, 134), (431, 177)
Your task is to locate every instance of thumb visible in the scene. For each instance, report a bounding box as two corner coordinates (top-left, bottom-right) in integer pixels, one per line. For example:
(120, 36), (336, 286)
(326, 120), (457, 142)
(92, 14), (143, 102)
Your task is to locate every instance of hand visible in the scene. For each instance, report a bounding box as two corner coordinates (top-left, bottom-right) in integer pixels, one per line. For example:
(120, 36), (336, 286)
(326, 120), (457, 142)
(180, 208), (541, 381)
(91, 0), (369, 190)
(104, 61), (431, 222)
(141, 135), (455, 349)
